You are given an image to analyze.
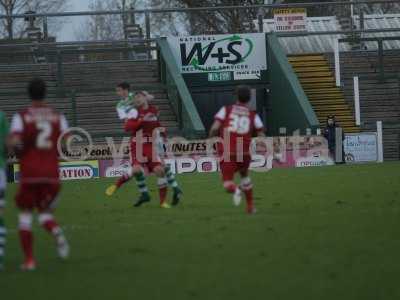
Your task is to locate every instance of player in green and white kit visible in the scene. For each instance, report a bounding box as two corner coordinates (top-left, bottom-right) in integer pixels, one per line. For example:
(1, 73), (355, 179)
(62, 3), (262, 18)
(108, 82), (183, 207)
(116, 82), (135, 120)
(0, 110), (9, 270)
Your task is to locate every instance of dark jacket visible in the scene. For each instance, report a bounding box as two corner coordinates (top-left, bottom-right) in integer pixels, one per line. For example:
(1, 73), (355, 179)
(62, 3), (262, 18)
(323, 121), (343, 151)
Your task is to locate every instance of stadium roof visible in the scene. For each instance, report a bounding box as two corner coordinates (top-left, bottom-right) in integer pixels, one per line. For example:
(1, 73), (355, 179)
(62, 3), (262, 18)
(260, 14), (400, 54)
(354, 14), (400, 50)
(261, 16), (350, 54)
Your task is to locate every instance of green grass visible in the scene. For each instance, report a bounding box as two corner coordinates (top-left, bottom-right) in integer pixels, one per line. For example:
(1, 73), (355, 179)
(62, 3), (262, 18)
(1, 162), (400, 300)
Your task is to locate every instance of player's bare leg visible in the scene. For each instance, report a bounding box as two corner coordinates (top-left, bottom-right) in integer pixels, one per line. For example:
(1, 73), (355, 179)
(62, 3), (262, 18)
(223, 180), (241, 206)
(239, 170), (256, 214)
(18, 211), (36, 271)
(0, 192), (5, 270)
(38, 211), (70, 260)
(221, 162), (241, 206)
(164, 165), (182, 206)
(153, 166), (171, 209)
(132, 165), (151, 207)
(106, 168), (133, 196)
(233, 186), (242, 207)
(153, 166), (170, 208)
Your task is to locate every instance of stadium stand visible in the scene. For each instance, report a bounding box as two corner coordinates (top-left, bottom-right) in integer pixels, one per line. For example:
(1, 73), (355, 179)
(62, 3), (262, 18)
(74, 90), (178, 136)
(327, 49), (400, 160)
(354, 14), (400, 50)
(61, 60), (160, 89)
(262, 13), (400, 160)
(0, 58), (179, 137)
(288, 54), (359, 133)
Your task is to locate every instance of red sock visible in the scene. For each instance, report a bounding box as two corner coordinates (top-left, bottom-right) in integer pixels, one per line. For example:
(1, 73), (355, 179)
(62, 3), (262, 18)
(116, 174), (131, 188)
(159, 186), (168, 205)
(19, 230), (34, 261)
(42, 219), (60, 236)
(244, 188), (254, 213)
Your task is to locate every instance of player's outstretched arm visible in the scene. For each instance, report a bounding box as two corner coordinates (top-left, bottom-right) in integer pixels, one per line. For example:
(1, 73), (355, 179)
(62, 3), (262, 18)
(254, 113), (266, 138)
(209, 120), (222, 138)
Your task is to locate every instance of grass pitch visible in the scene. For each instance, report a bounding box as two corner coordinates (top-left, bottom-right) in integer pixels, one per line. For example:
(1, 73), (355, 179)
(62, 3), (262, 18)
(1, 162), (400, 300)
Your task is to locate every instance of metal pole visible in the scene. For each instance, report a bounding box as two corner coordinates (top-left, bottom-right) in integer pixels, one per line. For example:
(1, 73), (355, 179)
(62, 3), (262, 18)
(378, 38), (384, 82)
(353, 76), (361, 126)
(257, 8), (264, 33)
(145, 12), (151, 58)
(122, 0), (127, 40)
(43, 17), (48, 40)
(376, 121), (384, 162)
(334, 38), (341, 87)
(359, 10), (364, 48)
(350, 2), (354, 18)
(145, 12), (151, 40)
(360, 11), (364, 30)
(335, 127), (343, 163)
(1, 1), (399, 19)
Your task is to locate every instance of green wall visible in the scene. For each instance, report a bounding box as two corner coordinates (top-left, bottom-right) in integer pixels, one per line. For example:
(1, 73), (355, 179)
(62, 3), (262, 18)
(267, 33), (319, 135)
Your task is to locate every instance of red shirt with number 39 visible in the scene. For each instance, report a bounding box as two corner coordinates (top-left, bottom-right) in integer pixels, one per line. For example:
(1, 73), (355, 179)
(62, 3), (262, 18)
(214, 103), (264, 157)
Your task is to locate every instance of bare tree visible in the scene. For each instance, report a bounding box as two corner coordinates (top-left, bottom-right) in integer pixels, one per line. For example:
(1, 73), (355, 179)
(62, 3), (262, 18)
(0, 0), (70, 39)
(149, 0), (188, 36)
(76, 0), (143, 41)
(148, 0), (273, 35)
(76, 0), (400, 41)
(149, 0), (400, 36)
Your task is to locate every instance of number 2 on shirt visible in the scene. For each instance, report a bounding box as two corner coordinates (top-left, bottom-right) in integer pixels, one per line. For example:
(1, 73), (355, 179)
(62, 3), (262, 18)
(36, 121), (52, 149)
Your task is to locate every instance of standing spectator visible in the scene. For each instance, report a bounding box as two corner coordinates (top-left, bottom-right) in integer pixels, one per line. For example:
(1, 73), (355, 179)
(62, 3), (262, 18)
(323, 115), (344, 163)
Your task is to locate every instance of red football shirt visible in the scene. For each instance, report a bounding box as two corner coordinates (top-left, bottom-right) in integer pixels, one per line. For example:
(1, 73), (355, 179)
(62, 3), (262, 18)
(137, 105), (162, 138)
(125, 104), (163, 142)
(214, 103), (264, 156)
(10, 104), (68, 183)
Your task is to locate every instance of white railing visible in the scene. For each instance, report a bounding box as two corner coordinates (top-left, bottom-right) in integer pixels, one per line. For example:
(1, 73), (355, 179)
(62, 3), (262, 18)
(353, 76), (361, 126)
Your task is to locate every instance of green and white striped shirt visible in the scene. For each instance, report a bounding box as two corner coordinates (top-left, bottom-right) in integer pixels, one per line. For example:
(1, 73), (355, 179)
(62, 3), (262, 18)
(116, 92), (136, 120)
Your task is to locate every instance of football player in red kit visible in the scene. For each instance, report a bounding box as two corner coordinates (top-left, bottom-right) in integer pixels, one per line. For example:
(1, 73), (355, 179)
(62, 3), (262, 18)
(106, 90), (182, 208)
(9, 78), (70, 271)
(209, 85), (265, 214)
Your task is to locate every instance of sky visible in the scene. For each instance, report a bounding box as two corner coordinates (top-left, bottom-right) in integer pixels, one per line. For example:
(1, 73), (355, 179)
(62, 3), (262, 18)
(60, 0), (90, 41)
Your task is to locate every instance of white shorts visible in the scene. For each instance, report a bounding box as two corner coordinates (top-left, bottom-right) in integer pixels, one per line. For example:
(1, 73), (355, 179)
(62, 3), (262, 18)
(0, 168), (5, 208)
